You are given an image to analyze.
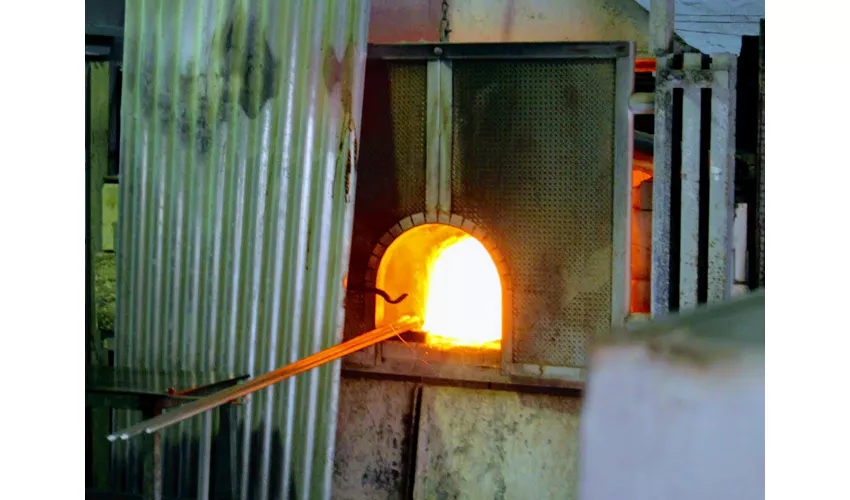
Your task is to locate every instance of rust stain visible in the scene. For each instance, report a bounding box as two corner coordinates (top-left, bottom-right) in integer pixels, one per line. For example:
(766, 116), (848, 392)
(501, 0), (516, 41)
(324, 41), (359, 202)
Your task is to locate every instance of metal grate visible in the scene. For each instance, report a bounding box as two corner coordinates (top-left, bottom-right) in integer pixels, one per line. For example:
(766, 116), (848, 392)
(451, 59), (617, 368)
(345, 61), (428, 338)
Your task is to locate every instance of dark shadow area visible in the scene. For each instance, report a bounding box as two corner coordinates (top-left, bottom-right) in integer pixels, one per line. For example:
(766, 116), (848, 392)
(345, 60), (428, 339)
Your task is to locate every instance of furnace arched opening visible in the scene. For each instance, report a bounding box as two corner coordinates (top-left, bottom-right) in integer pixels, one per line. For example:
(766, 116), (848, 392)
(373, 221), (503, 350)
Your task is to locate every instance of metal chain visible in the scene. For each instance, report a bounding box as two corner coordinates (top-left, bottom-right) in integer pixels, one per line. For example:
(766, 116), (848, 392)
(440, 0), (451, 42)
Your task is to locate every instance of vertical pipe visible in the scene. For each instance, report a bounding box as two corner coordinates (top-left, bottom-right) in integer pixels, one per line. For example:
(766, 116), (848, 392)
(679, 53), (702, 310)
(733, 203), (748, 285)
(651, 55), (674, 317)
(707, 54), (738, 303)
(195, 413), (212, 500)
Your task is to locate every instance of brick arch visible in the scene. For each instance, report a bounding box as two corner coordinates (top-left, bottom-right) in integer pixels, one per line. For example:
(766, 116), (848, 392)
(363, 211), (513, 348)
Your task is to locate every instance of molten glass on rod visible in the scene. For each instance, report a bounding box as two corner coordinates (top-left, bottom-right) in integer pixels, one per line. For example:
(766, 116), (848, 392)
(108, 315), (422, 441)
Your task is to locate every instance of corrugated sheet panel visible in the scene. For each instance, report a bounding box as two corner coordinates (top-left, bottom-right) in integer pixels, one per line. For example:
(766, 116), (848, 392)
(112, 1), (370, 499)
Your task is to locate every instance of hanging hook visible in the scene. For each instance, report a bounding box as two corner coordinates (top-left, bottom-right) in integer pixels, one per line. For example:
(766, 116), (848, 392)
(347, 286), (409, 305)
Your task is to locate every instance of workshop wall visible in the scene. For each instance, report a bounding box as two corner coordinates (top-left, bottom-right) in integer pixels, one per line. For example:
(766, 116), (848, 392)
(369, 0), (655, 56)
(331, 2), (639, 497)
(92, 1), (657, 497)
(332, 378), (584, 500)
(97, 0), (660, 253)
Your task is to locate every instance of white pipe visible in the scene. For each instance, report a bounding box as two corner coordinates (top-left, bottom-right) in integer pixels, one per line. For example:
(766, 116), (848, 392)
(734, 203), (748, 284)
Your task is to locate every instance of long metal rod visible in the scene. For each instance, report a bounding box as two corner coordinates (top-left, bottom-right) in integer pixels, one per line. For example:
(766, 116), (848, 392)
(108, 315), (423, 441)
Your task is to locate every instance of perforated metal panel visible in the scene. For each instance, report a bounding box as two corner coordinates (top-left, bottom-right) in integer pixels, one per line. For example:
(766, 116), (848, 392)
(345, 61), (428, 338)
(451, 60), (617, 368)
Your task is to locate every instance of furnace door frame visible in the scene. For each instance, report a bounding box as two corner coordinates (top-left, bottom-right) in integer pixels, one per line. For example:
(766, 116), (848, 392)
(347, 41), (635, 389)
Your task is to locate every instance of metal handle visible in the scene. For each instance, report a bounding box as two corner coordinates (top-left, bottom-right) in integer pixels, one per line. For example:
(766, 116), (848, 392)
(108, 315), (423, 441)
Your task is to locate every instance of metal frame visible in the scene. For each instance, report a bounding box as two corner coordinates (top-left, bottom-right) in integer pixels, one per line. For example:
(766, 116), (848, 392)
(425, 59), (453, 219)
(367, 42), (632, 61)
(611, 45), (636, 330)
(651, 52), (739, 316)
(651, 54), (675, 317)
(707, 55), (738, 302)
(756, 21), (765, 288)
(680, 53), (703, 309)
(86, 59), (96, 491)
(87, 367), (248, 499)
(86, 62), (94, 368)
(346, 42), (636, 388)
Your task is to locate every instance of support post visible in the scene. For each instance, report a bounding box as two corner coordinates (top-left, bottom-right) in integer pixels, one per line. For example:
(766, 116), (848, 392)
(141, 406), (164, 500)
(425, 59), (453, 221)
(197, 412), (213, 500)
(679, 54), (702, 310)
(651, 55), (675, 317)
(707, 54), (738, 303)
(649, 0), (675, 317)
(214, 404), (239, 500)
(757, 20), (765, 287)
(85, 60), (94, 488)
(613, 47), (636, 325)
(649, 0), (675, 56)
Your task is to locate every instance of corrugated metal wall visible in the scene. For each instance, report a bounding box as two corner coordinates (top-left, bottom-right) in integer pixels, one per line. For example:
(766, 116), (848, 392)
(112, 1), (370, 498)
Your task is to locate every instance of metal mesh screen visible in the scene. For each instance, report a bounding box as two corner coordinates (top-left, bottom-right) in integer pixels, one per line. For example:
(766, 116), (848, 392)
(345, 61), (428, 338)
(451, 59), (617, 368)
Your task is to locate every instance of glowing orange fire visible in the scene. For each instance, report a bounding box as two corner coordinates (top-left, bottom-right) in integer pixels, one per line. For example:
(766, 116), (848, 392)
(421, 235), (502, 349)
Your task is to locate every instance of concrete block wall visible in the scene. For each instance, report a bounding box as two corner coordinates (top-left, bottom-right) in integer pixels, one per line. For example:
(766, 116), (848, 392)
(333, 377), (584, 500)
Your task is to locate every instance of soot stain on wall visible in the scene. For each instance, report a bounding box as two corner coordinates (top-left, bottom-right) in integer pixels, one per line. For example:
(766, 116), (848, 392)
(134, 7), (279, 157)
(333, 378), (418, 500)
